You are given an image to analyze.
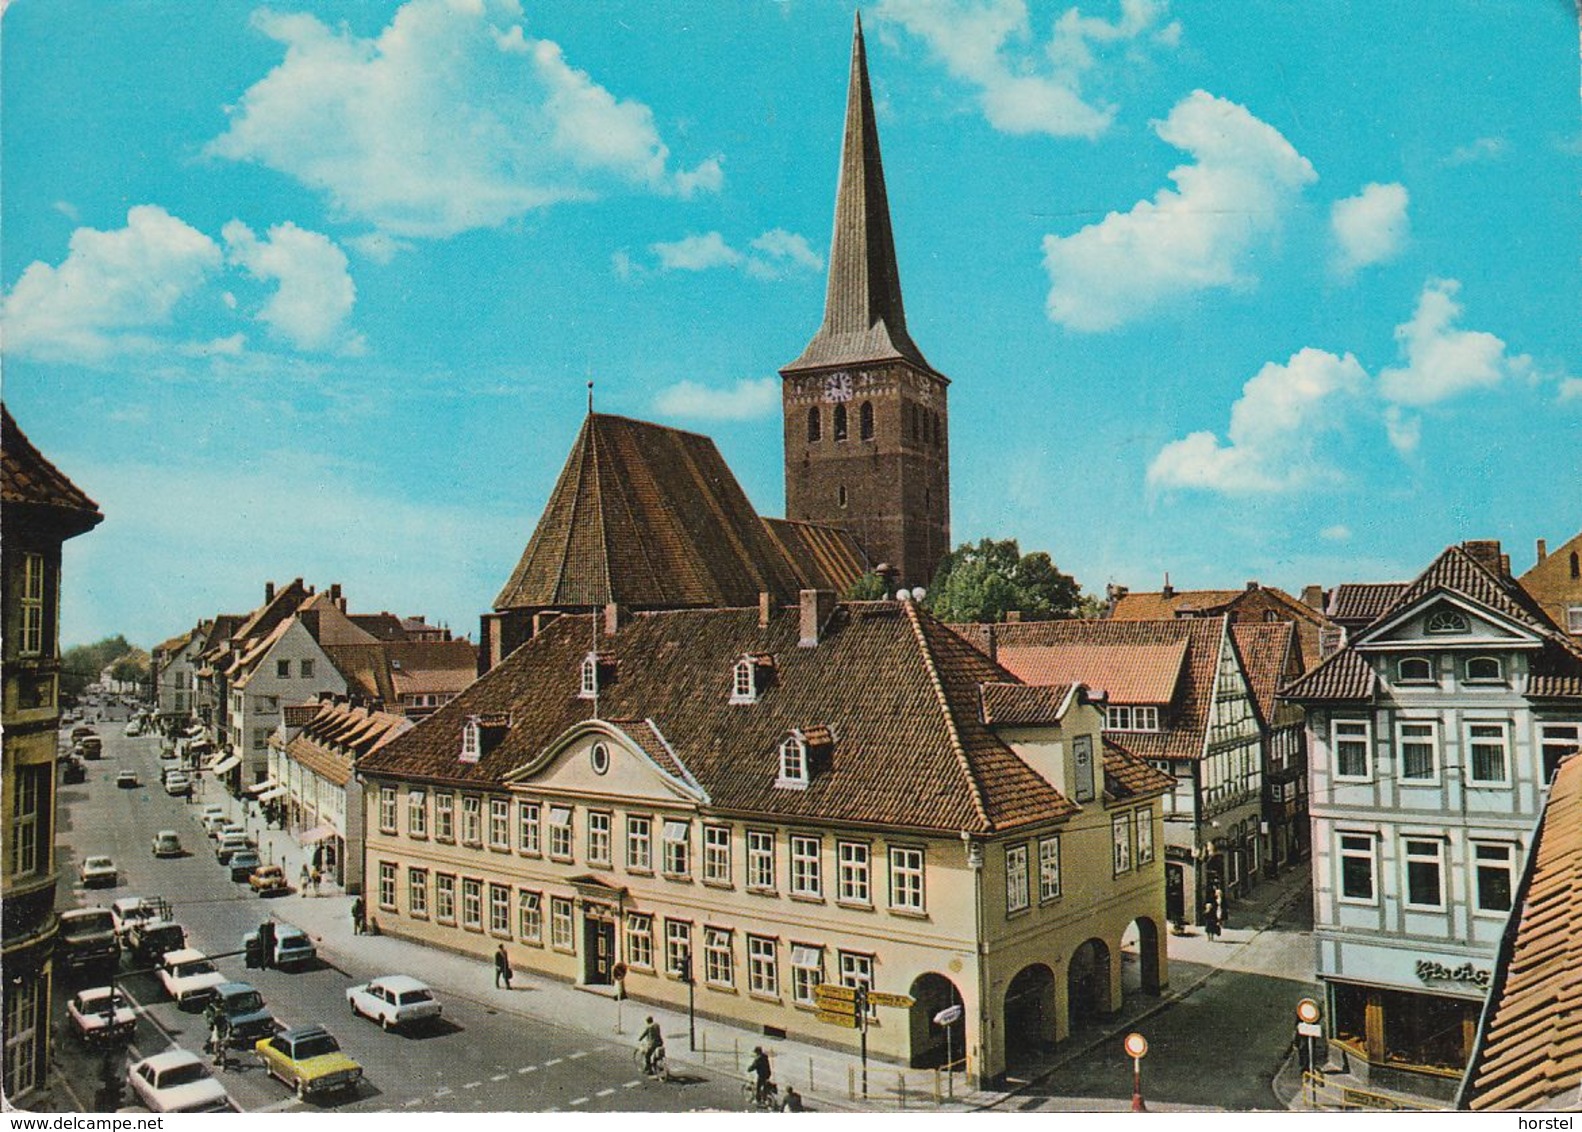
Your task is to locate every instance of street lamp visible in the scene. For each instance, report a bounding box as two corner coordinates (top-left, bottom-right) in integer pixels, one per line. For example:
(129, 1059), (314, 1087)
(1124, 1032), (1148, 1112)
(680, 945), (696, 1051)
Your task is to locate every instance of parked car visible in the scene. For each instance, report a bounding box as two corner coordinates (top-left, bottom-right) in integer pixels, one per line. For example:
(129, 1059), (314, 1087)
(197, 805), (227, 831)
(157, 948), (225, 1009)
(110, 897), (161, 942)
(162, 771), (191, 797)
(255, 1025), (363, 1100)
(216, 822), (247, 842)
(126, 920), (186, 966)
(62, 756), (87, 784)
(79, 856), (118, 887)
(57, 908), (120, 971)
(227, 849), (262, 882)
(66, 986), (136, 1044)
(77, 736), (103, 760)
(127, 1050), (232, 1113)
(214, 981), (276, 1046)
(151, 830), (184, 858)
(115, 770), (139, 789)
(215, 834), (250, 864)
(346, 975), (442, 1031)
(250, 865), (289, 896)
(71, 725), (97, 741)
(244, 924), (317, 970)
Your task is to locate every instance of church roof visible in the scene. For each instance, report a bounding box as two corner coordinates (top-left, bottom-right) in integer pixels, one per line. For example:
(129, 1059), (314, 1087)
(493, 413), (806, 613)
(781, 15), (936, 377)
(761, 517), (869, 595)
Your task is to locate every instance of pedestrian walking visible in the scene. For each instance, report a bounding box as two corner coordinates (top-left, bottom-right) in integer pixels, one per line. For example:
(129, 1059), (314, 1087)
(351, 896), (365, 935)
(311, 867), (322, 895)
(299, 864), (311, 892)
(1203, 898), (1221, 940)
(494, 944), (513, 989)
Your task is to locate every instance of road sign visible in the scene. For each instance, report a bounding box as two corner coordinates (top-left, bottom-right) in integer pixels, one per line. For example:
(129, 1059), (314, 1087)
(933, 1005), (963, 1026)
(814, 983), (857, 1002)
(1296, 998), (1321, 1025)
(815, 1010), (861, 1029)
(1124, 1032), (1149, 1059)
(1297, 1021), (1323, 1038)
(866, 992), (915, 1009)
(813, 992), (857, 1016)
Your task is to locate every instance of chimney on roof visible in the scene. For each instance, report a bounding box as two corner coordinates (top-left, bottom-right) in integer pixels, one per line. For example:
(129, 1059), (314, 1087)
(799, 589), (837, 648)
(1246, 580), (1260, 591)
(759, 592), (773, 629)
(1162, 574), (1174, 599)
(1536, 538), (1548, 563)
(604, 602), (625, 637)
(1005, 610), (1022, 623)
(265, 581), (276, 603)
(533, 610), (561, 636)
(1462, 540), (1505, 577)
(985, 623), (998, 663)
(1300, 584), (1325, 611)
(1104, 583), (1128, 619)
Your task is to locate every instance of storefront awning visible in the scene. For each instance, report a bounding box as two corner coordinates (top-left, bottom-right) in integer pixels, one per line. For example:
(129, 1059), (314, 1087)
(245, 778), (281, 795)
(210, 753), (242, 775)
(299, 824), (338, 844)
(257, 785), (288, 802)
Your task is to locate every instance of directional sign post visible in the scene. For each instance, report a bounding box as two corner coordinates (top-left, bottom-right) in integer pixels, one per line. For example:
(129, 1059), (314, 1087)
(1124, 1032), (1148, 1112)
(934, 1004), (964, 1100)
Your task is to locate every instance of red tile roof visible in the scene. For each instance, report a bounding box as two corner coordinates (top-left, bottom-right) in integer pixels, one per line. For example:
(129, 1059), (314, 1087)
(978, 683), (1074, 727)
(1, 404), (102, 529)
(285, 700), (412, 787)
(1230, 622), (1300, 726)
(994, 643), (1187, 704)
(762, 518), (870, 595)
(1327, 582), (1407, 626)
(1279, 646), (1377, 702)
(1102, 739), (1177, 801)
(1111, 590), (1244, 620)
(1462, 753), (1582, 1111)
(360, 600), (1085, 834)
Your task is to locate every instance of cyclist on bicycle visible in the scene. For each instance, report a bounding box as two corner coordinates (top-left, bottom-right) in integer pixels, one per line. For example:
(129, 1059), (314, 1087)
(748, 1045), (773, 1106)
(638, 1016), (665, 1075)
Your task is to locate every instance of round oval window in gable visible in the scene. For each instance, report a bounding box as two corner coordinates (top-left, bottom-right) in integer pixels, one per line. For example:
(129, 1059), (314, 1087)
(591, 742), (610, 775)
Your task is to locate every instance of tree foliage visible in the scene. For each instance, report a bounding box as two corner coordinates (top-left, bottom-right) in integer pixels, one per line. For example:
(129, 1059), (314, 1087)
(924, 539), (1083, 624)
(60, 635), (136, 699)
(841, 571), (893, 601)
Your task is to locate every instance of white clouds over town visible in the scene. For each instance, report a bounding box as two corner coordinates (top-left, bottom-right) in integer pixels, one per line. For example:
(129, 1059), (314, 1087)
(876, 0), (1178, 139)
(205, 0), (722, 239)
(222, 221), (364, 354)
(1330, 182), (1409, 275)
(635, 229), (824, 281)
(653, 376), (780, 421)
(1042, 90), (1316, 331)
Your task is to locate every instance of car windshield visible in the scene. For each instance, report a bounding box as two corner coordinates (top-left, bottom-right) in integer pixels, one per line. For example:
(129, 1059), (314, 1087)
(82, 991), (126, 1011)
(159, 1062), (209, 1087)
(397, 990), (432, 1005)
(69, 912), (114, 933)
(293, 1035), (339, 1059)
(227, 992), (264, 1013)
(86, 857), (112, 868)
(176, 960), (216, 976)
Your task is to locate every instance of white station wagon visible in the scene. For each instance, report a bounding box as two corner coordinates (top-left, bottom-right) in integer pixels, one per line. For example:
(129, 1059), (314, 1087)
(346, 975), (443, 1031)
(127, 1049), (232, 1113)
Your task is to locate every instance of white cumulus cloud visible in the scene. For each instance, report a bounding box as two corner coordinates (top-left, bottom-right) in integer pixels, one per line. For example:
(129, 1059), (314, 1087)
(651, 232), (743, 272)
(1560, 378), (1582, 403)
(2, 205), (222, 363)
(1378, 279), (1531, 408)
(1042, 90), (1316, 331)
(205, 0), (721, 238)
(653, 377), (780, 421)
(222, 220), (363, 353)
(648, 229), (823, 280)
(1330, 182), (1409, 275)
(1320, 525), (1352, 542)
(1147, 347), (1366, 493)
(877, 0), (1178, 139)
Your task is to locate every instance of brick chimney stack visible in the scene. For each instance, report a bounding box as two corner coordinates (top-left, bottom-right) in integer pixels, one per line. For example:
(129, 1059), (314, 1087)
(1536, 538), (1548, 563)
(799, 590), (837, 648)
(265, 581), (275, 603)
(1462, 540), (1506, 577)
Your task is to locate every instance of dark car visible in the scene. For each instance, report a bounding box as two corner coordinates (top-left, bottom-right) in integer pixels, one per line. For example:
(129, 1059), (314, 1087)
(57, 908), (120, 971)
(62, 757), (87, 784)
(214, 982), (276, 1046)
(127, 920), (186, 966)
(228, 850), (262, 882)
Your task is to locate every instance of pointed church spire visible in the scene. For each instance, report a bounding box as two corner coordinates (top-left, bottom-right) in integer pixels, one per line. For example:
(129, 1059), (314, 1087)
(783, 12), (933, 375)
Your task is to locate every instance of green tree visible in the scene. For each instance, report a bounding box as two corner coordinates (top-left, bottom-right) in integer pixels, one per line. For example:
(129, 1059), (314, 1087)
(59, 634), (134, 699)
(841, 571), (893, 601)
(924, 539), (1083, 623)
(109, 652), (149, 684)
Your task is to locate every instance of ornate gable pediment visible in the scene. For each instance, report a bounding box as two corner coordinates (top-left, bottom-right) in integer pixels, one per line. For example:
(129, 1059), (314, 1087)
(501, 718), (706, 806)
(1356, 592), (1542, 651)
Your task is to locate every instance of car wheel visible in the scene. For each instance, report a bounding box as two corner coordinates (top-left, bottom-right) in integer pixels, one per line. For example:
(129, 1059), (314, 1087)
(349, 999), (360, 1018)
(381, 1013), (392, 1032)
(295, 1076), (308, 1101)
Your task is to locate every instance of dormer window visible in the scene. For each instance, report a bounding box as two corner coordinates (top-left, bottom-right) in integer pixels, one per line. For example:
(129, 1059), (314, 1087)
(1425, 609), (1469, 634)
(460, 719), (480, 763)
(778, 736), (807, 789)
(460, 713), (509, 762)
(1397, 656), (1434, 683)
(578, 653), (616, 698)
(1465, 656), (1504, 683)
(1105, 705), (1160, 732)
(730, 654), (774, 704)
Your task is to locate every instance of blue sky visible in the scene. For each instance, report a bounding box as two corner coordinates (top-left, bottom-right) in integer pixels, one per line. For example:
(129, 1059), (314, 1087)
(4, 0), (1578, 648)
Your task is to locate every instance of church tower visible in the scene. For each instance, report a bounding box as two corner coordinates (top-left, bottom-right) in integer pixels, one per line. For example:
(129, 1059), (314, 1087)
(780, 13), (950, 591)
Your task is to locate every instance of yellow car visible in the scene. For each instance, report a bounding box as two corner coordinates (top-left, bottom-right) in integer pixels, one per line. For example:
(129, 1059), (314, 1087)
(255, 1025), (363, 1101)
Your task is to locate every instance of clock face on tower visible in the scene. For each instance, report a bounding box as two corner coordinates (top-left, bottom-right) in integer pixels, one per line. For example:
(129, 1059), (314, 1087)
(822, 371), (854, 402)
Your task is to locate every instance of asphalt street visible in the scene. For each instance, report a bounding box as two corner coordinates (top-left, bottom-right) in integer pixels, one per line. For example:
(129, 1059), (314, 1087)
(48, 713), (746, 1114)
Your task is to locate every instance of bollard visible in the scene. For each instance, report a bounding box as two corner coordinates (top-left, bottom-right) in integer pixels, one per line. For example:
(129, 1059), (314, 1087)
(701, 1031), (707, 1063)
(809, 1056), (814, 1094)
(898, 1072), (905, 1110)
(848, 1065), (855, 1100)
(934, 1068), (941, 1104)
(733, 1038), (740, 1072)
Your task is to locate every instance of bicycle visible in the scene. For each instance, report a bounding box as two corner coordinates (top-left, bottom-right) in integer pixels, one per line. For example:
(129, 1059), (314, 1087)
(741, 1078), (779, 1110)
(634, 1043), (668, 1080)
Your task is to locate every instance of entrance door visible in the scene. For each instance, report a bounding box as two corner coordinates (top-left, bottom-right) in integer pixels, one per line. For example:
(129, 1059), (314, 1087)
(1165, 863), (1185, 923)
(584, 915), (616, 985)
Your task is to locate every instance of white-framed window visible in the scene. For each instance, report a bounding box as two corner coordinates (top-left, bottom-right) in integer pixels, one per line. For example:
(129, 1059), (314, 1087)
(518, 890), (542, 943)
(665, 919), (692, 978)
(790, 834), (822, 898)
(549, 805), (574, 860)
(408, 789), (428, 838)
(1467, 721), (1511, 785)
(588, 811), (612, 866)
(251, 728), (270, 751)
(579, 655), (598, 698)
(748, 935), (778, 996)
(407, 867), (428, 918)
(550, 896), (574, 951)
(17, 553), (45, 657)
(378, 861), (397, 910)
(1397, 720), (1439, 782)
(662, 820), (691, 877)
(777, 736), (808, 788)
(732, 658), (757, 704)
(435, 793), (455, 841)
(10, 768), (44, 879)
(1540, 723), (1582, 783)
(703, 824), (732, 884)
(1425, 609), (1469, 634)
(1465, 656), (1504, 683)
(837, 841), (871, 905)
(888, 846), (924, 911)
(489, 883), (511, 935)
(1403, 838), (1444, 910)
(1338, 834), (1376, 904)
(1038, 836), (1061, 901)
(1472, 842), (1516, 913)
(1005, 844), (1029, 913)
(518, 800), (540, 855)
(1135, 808), (1154, 865)
(790, 944), (824, 1005)
(462, 877), (483, 929)
(627, 815), (653, 872)
(462, 795), (482, 845)
(489, 798), (510, 849)
(838, 951), (875, 1015)
(1568, 605), (1582, 634)
(626, 914), (654, 969)
(589, 742), (610, 775)
(747, 830), (775, 891)
(4, 976), (41, 1095)
(1333, 719), (1372, 780)
(1112, 813), (1133, 874)
(1397, 656), (1434, 683)
(460, 719), (480, 762)
(1106, 704), (1160, 732)
(704, 927), (734, 987)
(435, 873), (456, 922)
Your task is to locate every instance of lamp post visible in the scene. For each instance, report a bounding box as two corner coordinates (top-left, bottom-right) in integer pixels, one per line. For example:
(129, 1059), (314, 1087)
(1124, 1032), (1148, 1112)
(681, 946), (696, 1051)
